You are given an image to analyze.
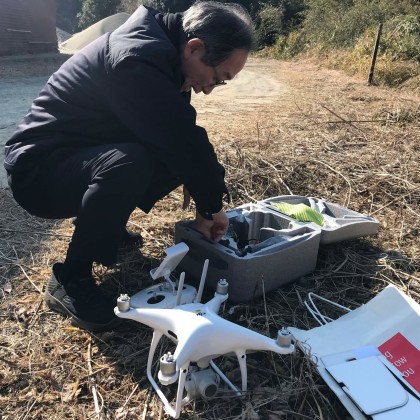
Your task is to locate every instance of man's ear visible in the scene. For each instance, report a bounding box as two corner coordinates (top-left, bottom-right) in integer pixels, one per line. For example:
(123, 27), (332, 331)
(183, 38), (205, 59)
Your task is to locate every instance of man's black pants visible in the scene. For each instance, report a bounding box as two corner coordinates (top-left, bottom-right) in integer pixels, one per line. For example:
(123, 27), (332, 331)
(8, 143), (180, 266)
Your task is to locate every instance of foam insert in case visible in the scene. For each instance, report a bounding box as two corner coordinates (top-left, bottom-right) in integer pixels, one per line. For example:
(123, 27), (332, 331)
(259, 196), (379, 244)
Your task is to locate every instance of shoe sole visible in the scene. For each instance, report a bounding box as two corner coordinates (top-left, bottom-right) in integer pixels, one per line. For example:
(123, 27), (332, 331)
(44, 289), (122, 332)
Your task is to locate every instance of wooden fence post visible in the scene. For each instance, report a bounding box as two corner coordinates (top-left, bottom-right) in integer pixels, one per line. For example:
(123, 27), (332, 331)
(368, 23), (383, 86)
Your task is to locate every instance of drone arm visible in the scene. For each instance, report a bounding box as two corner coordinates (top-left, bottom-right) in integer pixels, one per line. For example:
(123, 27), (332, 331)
(205, 291), (229, 314)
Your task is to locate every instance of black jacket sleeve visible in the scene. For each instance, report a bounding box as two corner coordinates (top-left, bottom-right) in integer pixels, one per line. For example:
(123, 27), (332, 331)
(104, 57), (228, 219)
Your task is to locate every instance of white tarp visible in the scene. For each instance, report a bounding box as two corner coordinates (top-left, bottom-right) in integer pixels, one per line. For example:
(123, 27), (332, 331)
(289, 285), (420, 419)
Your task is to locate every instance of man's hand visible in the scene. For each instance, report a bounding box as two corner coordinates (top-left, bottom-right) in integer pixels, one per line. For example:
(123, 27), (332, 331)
(195, 209), (229, 242)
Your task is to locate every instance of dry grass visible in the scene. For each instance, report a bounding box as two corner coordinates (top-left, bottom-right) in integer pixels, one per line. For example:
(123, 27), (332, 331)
(0, 57), (419, 419)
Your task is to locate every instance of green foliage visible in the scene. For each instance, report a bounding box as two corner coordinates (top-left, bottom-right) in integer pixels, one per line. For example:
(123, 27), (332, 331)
(382, 15), (420, 62)
(352, 27), (380, 58)
(117, 0), (140, 14)
(375, 60), (419, 87)
(284, 0), (420, 54)
(298, 0), (401, 49)
(255, 0), (305, 47)
(274, 30), (306, 58)
(56, 0), (83, 33)
(300, 0), (351, 49)
(259, 0), (420, 88)
(77, 0), (120, 30)
(353, 15), (420, 63)
(257, 5), (284, 46)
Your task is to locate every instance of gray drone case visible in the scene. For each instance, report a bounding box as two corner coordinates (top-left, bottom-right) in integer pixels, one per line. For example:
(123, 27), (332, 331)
(174, 195), (379, 303)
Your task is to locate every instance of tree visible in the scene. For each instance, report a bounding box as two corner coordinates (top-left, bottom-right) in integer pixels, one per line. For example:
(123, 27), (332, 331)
(57, 0), (83, 33)
(256, 1), (305, 47)
(257, 5), (284, 46)
(117, 0), (140, 14)
(77, 0), (120, 30)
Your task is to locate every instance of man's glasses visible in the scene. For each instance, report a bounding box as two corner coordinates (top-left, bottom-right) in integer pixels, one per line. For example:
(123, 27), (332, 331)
(211, 66), (227, 87)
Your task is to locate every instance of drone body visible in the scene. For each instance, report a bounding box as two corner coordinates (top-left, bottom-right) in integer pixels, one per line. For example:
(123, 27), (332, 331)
(115, 243), (294, 419)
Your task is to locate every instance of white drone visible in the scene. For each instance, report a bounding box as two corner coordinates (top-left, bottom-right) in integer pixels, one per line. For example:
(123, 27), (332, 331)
(115, 242), (294, 419)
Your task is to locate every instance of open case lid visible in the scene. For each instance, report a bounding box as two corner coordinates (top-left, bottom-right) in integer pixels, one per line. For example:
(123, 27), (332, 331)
(289, 285), (420, 419)
(258, 195), (379, 244)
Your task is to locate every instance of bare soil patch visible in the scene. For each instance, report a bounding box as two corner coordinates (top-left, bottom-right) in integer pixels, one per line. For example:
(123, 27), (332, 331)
(0, 56), (419, 419)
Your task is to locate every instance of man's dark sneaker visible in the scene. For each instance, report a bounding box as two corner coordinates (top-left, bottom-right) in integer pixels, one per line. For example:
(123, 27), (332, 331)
(44, 263), (121, 332)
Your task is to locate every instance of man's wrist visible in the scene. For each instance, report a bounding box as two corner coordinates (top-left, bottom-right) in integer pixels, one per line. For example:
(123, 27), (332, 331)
(197, 207), (223, 221)
(200, 211), (213, 220)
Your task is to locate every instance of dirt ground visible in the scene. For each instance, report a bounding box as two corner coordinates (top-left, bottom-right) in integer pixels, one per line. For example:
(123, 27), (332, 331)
(0, 53), (71, 188)
(0, 53), (419, 419)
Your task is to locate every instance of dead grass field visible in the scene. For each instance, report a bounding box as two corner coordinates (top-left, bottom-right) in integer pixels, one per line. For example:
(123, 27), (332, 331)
(0, 56), (419, 419)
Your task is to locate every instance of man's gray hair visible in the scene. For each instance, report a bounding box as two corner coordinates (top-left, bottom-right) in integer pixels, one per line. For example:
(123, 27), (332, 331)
(183, 1), (256, 66)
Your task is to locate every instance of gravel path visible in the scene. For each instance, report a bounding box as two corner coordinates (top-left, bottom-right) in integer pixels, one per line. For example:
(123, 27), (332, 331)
(0, 76), (50, 188)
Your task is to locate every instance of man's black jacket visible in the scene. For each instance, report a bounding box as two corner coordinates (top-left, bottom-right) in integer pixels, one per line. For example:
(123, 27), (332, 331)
(4, 6), (228, 218)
